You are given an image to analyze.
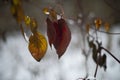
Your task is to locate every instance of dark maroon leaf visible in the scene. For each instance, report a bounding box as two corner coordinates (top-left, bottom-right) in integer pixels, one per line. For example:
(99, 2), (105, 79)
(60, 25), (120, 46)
(53, 18), (71, 58)
(46, 17), (56, 47)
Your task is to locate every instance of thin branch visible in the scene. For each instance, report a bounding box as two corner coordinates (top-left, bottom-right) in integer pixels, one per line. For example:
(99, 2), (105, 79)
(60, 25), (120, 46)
(101, 47), (120, 64)
(104, 0), (120, 13)
(97, 30), (120, 35)
(91, 27), (120, 35)
(94, 60), (99, 78)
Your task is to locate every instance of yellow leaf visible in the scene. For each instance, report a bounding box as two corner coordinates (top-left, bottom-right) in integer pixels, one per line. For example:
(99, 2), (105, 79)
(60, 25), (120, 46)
(104, 22), (110, 32)
(28, 32), (48, 61)
(94, 18), (102, 30)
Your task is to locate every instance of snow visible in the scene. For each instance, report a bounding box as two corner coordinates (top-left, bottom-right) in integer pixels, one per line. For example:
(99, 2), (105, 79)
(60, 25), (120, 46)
(0, 26), (120, 80)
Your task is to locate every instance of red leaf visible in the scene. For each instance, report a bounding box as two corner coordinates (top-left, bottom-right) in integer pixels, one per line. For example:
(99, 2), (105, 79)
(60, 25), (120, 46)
(53, 18), (71, 58)
(46, 17), (56, 47)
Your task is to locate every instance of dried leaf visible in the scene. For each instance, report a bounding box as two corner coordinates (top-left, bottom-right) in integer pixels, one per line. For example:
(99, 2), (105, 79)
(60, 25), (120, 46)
(98, 54), (107, 71)
(46, 17), (56, 47)
(104, 22), (110, 32)
(94, 18), (102, 30)
(92, 43), (98, 63)
(28, 32), (48, 61)
(91, 41), (107, 71)
(53, 18), (71, 58)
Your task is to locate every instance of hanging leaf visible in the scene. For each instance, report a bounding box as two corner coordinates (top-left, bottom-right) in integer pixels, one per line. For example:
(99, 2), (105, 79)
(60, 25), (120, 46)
(46, 17), (56, 47)
(92, 42), (98, 63)
(28, 32), (48, 61)
(104, 22), (110, 32)
(94, 18), (102, 30)
(90, 40), (107, 71)
(53, 18), (71, 58)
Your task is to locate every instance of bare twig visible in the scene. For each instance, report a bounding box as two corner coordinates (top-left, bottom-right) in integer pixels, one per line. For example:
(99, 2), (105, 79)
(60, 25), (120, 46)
(97, 30), (120, 35)
(101, 47), (120, 64)
(104, 0), (120, 13)
(91, 27), (120, 35)
(94, 63), (98, 78)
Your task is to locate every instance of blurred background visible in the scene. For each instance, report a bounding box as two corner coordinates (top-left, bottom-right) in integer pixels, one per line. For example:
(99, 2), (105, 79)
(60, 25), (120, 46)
(0, 0), (120, 80)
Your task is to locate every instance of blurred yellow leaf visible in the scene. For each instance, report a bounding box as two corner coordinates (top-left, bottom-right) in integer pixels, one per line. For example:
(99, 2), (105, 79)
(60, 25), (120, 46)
(94, 18), (102, 30)
(12, 0), (21, 5)
(43, 8), (50, 15)
(43, 8), (57, 21)
(28, 32), (48, 61)
(24, 16), (31, 26)
(11, 0), (24, 24)
(104, 22), (110, 32)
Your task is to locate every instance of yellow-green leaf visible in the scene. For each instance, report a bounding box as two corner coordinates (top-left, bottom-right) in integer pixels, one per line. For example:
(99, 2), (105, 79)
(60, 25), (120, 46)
(28, 32), (48, 61)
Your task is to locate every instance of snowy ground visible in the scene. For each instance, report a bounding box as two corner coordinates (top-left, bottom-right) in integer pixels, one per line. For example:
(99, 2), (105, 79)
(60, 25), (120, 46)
(0, 25), (120, 80)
